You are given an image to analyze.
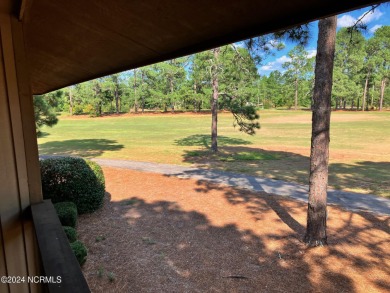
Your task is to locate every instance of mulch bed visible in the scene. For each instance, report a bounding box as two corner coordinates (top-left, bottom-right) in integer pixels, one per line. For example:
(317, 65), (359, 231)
(79, 167), (390, 292)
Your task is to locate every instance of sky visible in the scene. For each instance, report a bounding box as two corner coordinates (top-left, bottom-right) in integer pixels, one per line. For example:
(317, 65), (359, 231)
(257, 3), (390, 76)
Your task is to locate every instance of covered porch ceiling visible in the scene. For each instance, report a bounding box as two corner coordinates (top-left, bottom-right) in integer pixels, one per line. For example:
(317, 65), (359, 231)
(22, 0), (382, 95)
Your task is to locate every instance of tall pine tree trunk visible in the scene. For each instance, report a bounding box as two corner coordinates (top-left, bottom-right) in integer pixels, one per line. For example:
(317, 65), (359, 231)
(379, 79), (386, 111)
(211, 47), (220, 152)
(69, 87), (73, 116)
(133, 69), (138, 113)
(141, 70), (145, 113)
(304, 16), (336, 247)
(294, 77), (298, 110)
(194, 83), (198, 113)
(115, 88), (119, 114)
(362, 74), (369, 112)
(170, 77), (175, 113)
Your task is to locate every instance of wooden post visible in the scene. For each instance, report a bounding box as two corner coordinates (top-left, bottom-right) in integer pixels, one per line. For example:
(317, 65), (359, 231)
(0, 3), (43, 292)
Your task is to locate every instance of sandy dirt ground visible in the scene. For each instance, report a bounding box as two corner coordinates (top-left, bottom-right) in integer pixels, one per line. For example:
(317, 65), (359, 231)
(79, 167), (390, 293)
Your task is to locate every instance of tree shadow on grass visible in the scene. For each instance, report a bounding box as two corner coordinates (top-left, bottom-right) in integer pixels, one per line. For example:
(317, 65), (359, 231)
(179, 144), (390, 197)
(38, 139), (124, 158)
(329, 161), (390, 197)
(181, 145), (309, 183)
(37, 131), (50, 138)
(78, 193), (357, 292)
(174, 134), (252, 148)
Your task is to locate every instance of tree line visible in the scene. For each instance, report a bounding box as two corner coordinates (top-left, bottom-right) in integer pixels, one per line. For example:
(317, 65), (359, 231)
(36, 26), (389, 124)
(37, 45), (260, 117)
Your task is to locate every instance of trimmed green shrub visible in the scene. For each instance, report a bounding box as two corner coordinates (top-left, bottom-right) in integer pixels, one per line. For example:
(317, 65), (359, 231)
(70, 240), (88, 265)
(63, 226), (77, 243)
(54, 202), (77, 228)
(40, 157), (105, 214)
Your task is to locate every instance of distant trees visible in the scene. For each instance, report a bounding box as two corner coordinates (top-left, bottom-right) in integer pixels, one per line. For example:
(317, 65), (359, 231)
(153, 58), (187, 113)
(283, 45), (314, 110)
(372, 26), (390, 111)
(332, 28), (365, 110)
(40, 26), (389, 115)
(106, 74), (123, 114)
(260, 71), (286, 107)
(189, 51), (212, 112)
(332, 26), (390, 110)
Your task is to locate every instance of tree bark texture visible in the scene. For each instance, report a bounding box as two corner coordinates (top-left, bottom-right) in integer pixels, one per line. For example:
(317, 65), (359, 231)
(362, 74), (369, 112)
(295, 77), (298, 110)
(133, 69), (138, 113)
(141, 70), (145, 113)
(211, 47), (220, 152)
(170, 77), (175, 113)
(194, 83), (197, 112)
(379, 79), (386, 111)
(69, 88), (73, 115)
(115, 88), (119, 114)
(304, 16), (336, 247)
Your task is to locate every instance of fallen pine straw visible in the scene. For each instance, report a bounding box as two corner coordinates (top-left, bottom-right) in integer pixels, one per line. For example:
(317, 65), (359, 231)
(79, 167), (390, 293)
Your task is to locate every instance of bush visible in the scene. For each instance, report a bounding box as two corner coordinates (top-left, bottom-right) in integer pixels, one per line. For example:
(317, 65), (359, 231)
(70, 241), (88, 265)
(83, 104), (96, 117)
(54, 202), (77, 228)
(63, 226), (77, 243)
(41, 157), (105, 214)
(73, 104), (84, 115)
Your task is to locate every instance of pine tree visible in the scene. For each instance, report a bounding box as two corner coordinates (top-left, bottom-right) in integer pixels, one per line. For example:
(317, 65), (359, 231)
(304, 16), (337, 247)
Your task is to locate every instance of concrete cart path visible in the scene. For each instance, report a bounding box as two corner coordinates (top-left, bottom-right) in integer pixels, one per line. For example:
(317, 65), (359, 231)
(92, 158), (390, 216)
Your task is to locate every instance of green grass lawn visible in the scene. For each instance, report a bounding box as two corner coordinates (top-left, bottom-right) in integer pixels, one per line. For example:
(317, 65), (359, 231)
(38, 110), (390, 197)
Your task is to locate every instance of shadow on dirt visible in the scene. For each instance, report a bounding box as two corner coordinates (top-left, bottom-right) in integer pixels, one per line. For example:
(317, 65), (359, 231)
(188, 179), (389, 290)
(78, 192), (368, 292)
(76, 162), (390, 292)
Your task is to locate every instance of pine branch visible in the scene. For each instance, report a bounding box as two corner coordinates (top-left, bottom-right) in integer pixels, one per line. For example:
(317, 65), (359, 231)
(347, 4), (381, 42)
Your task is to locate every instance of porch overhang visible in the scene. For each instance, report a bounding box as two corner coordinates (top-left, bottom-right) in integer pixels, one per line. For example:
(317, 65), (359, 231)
(23, 0), (383, 95)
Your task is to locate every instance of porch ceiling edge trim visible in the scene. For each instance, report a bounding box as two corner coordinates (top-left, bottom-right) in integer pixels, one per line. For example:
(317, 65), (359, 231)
(24, 0), (385, 95)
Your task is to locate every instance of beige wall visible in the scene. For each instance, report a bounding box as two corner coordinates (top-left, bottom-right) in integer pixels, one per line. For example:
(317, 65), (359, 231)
(0, 4), (42, 293)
